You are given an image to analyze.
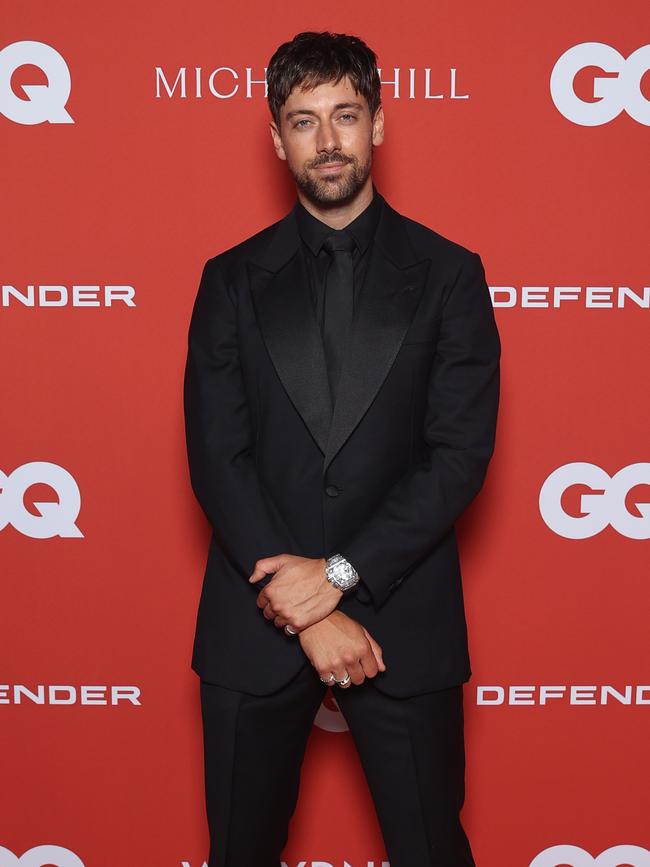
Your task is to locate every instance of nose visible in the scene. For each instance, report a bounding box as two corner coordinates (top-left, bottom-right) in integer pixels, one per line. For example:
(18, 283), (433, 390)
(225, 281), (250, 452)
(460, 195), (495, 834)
(315, 119), (342, 155)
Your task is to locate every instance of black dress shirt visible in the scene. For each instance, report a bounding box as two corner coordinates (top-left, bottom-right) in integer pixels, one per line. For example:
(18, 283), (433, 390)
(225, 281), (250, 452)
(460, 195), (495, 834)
(294, 185), (384, 335)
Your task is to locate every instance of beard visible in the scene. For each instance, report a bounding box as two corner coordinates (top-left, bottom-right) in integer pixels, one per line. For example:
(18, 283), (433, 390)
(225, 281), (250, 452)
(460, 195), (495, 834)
(289, 146), (373, 207)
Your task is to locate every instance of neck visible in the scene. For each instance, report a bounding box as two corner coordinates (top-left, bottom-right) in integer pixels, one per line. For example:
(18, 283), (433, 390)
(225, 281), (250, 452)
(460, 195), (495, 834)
(297, 176), (374, 229)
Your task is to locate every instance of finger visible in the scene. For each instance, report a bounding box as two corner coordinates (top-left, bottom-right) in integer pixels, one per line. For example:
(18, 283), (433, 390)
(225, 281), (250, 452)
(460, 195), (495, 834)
(273, 615), (289, 629)
(363, 630), (386, 671)
(359, 647), (379, 679)
(248, 554), (286, 582)
(332, 665), (352, 688)
(346, 660), (365, 686)
(249, 566), (273, 584)
(255, 590), (270, 609)
(262, 602), (276, 620)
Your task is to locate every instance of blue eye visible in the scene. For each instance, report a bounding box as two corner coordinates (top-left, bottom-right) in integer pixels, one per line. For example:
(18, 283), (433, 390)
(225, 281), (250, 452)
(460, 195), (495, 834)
(293, 114), (356, 128)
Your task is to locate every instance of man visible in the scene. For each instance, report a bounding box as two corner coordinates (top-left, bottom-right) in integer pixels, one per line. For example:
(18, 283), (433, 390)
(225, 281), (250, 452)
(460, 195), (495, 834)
(183, 30), (500, 867)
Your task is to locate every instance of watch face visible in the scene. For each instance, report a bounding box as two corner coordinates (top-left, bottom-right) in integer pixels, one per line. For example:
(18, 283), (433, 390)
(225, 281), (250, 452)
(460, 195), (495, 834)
(327, 555), (358, 592)
(336, 569), (358, 591)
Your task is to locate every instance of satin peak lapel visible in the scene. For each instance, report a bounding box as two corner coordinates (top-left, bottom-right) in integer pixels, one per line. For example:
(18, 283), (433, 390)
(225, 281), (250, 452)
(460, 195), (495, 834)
(249, 219), (333, 456)
(323, 242), (430, 473)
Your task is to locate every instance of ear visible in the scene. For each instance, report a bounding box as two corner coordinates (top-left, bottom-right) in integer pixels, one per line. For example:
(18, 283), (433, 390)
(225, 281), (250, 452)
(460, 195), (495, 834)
(269, 120), (287, 161)
(371, 105), (385, 147)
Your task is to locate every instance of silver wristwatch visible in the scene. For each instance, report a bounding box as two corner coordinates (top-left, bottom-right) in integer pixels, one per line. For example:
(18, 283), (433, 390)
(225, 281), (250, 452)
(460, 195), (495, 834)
(325, 553), (360, 593)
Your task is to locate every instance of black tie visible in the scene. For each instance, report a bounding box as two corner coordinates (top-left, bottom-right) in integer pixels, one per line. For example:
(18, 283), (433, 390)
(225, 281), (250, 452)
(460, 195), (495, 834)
(322, 231), (356, 405)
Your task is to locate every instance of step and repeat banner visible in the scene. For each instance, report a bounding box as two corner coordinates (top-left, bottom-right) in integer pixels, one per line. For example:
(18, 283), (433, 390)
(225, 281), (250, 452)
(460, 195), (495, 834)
(1, 2), (648, 866)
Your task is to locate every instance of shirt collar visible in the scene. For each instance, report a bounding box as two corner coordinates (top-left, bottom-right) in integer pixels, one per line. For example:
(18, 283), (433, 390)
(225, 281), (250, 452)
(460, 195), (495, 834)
(295, 183), (383, 257)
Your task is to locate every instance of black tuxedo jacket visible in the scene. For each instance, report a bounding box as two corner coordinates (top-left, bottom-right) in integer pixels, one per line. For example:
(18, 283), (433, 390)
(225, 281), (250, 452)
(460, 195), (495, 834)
(183, 191), (500, 697)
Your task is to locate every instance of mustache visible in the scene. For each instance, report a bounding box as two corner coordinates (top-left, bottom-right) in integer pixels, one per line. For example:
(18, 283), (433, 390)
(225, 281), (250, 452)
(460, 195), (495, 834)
(310, 154), (354, 168)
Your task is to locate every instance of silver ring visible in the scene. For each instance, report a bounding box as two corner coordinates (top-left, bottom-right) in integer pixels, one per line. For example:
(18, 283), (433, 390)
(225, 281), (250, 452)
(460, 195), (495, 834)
(284, 625), (297, 636)
(336, 673), (351, 686)
(319, 672), (336, 683)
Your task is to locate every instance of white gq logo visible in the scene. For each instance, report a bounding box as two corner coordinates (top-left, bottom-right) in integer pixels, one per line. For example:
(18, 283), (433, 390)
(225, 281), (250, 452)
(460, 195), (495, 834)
(0, 41), (74, 124)
(0, 462), (84, 538)
(539, 462), (650, 539)
(0, 846), (84, 866)
(530, 844), (650, 866)
(551, 42), (650, 126)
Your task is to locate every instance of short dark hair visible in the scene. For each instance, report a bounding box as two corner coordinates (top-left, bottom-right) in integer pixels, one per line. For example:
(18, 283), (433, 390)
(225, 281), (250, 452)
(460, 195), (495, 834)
(266, 31), (382, 129)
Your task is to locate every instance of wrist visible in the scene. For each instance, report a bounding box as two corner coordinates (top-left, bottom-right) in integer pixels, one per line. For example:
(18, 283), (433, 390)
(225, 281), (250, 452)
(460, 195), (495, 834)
(322, 564), (344, 607)
(299, 607), (342, 639)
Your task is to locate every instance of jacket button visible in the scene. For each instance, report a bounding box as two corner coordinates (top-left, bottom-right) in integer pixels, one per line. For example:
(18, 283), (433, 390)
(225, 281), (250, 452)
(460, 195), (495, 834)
(324, 485), (340, 497)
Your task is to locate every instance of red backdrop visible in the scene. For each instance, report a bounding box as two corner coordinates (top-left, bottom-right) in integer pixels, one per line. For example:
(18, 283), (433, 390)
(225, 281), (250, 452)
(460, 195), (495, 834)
(1, 2), (648, 866)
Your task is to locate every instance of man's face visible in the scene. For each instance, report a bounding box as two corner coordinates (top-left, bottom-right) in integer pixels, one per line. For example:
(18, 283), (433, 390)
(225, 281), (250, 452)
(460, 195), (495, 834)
(270, 75), (384, 206)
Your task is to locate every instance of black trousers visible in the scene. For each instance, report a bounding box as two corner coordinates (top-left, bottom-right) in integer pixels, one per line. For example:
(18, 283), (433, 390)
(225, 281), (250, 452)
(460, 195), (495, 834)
(199, 660), (475, 867)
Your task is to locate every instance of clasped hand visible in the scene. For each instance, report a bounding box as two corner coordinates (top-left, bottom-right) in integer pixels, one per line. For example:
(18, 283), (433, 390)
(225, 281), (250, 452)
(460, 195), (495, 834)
(249, 553), (341, 631)
(248, 553), (386, 687)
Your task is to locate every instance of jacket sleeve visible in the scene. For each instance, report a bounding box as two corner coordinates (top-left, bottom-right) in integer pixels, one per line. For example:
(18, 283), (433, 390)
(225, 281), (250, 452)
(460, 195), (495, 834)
(183, 256), (298, 589)
(338, 251), (501, 610)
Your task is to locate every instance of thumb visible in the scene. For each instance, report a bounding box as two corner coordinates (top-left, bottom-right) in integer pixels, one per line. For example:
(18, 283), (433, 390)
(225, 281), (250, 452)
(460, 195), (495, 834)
(248, 553), (288, 582)
(363, 628), (386, 671)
